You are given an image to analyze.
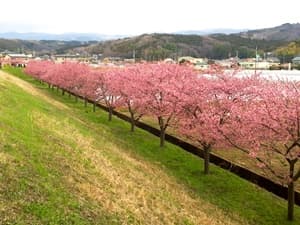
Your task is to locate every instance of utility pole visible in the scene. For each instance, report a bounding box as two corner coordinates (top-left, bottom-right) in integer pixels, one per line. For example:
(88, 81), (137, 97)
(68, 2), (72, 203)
(254, 46), (258, 75)
(132, 49), (136, 62)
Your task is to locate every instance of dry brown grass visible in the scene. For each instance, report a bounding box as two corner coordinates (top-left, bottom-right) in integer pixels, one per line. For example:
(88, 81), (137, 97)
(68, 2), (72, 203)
(31, 110), (246, 225)
(0, 145), (20, 224)
(0, 152), (13, 164)
(0, 71), (67, 110)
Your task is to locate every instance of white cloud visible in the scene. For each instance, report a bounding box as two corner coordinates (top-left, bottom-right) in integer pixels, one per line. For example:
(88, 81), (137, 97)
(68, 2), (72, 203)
(0, 0), (299, 34)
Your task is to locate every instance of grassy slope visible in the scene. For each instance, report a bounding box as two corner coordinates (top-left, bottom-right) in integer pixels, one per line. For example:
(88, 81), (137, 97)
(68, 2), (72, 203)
(1, 67), (300, 225)
(0, 71), (242, 225)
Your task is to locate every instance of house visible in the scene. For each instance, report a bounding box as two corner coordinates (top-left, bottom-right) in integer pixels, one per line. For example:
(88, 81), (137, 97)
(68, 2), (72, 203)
(239, 58), (256, 69)
(178, 56), (206, 64)
(54, 54), (84, 63)
(239, 58), (276, 70)
(10, 53), (33, 67)
(163, 58), (176, 64)
(292, 56), (300, 65)
(215, 57), (239, 69)
(102, 57), (122, 64)
(266, 56), (280, 63)
(0, 53), (32, 67)
(178, 56), (209, 70)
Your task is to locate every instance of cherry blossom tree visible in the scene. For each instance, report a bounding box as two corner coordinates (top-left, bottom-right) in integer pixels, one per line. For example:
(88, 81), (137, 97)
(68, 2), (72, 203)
(204, 69), (300, 220)
(176, 75), (215, 174)
(177, 66), (260, 174)
(80, 69), (103, 110)
(25, 60), (54, 84)
(115, 65), (146, 131)
(222, 77), (300, 221)
(53, 62), (90, 99)
(137, 63), (198, 147)
(92, 67), (123, 121)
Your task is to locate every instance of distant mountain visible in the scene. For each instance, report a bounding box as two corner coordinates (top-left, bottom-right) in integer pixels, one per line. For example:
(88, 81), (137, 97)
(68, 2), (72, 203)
(0, 38), (96, 55)
(0, 32), (127, 41)
(68, 23), (300, 60)
(239, 23), (300, 41)
(1, 23), (300, 61)
(0, 29), (247, 42)
(72, 32), (285, 60)
(74, 33), (212, 59)
(174, 28), (247, 35)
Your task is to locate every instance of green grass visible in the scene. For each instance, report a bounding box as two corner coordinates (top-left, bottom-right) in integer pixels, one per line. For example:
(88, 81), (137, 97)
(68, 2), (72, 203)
(1, 66), (300, 225)
(0, 71), (122, 224)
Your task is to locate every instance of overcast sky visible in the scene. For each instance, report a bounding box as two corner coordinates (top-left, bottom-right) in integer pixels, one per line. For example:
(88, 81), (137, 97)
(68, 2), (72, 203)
(0, 0), (299, 34)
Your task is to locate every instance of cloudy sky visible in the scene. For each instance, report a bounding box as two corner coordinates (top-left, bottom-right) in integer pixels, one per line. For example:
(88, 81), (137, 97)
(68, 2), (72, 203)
(1, 0), (299, 34)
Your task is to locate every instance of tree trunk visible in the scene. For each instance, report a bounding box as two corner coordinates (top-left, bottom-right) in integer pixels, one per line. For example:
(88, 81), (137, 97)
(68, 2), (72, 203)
(203, 146), (211, 175)
(48, 83), (50, 89)
(68, 93), (71, 98)
(131, 122), (135, 132)
(84, 98), (87, 107)
(158, 116), (165, 147)
(56, 86), (59, 92)
(288, 182), (295, 221)
(288, 161), (295, 221)
(160, 128), (165, 147)
(130, 111), (135, 132)
(93, 103), (96, 112)
(108, 107), (113, 121)
(62, 89), (65, 96)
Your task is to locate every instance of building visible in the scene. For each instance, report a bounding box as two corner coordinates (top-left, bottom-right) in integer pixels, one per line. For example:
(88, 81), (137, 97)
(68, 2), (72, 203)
(163, 58), (176, 64)
(266, 56), (280, 63)
(215, 57), (239, 69)
(239, 58), (280, 70)
(292, 56), (300, 65)
(54, 54), (85, 63)
(178, 56), (209, 70)
(0, 53), (33, 67)
(239, 58), (256, 69)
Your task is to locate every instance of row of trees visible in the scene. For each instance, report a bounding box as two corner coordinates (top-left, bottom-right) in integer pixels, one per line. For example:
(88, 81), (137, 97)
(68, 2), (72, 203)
(24, 61), (300, 220)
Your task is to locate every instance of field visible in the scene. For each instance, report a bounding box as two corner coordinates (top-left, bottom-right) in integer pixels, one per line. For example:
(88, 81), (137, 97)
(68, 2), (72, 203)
(1, 67), (300, 224)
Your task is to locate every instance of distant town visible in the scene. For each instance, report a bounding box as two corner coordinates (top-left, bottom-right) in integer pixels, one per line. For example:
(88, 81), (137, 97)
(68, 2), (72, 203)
(1, 50), (300, 71)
